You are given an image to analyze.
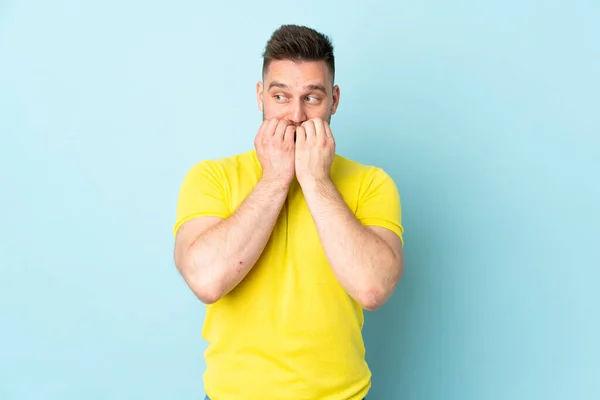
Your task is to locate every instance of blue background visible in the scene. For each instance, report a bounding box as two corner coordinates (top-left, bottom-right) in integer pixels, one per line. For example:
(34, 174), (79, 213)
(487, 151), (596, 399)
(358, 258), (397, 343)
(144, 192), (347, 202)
(1, 1), (598, 399)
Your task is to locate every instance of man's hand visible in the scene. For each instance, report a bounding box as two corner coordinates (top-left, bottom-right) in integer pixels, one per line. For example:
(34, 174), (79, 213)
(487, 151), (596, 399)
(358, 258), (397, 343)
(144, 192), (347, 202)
(254, 118), (296, 185)
(296, 118), (402, 310)
(295, 118), (336, 187)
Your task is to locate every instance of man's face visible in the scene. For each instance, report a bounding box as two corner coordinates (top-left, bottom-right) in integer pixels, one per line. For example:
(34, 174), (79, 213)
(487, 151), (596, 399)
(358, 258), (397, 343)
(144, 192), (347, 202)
(256, 59), (340, 126)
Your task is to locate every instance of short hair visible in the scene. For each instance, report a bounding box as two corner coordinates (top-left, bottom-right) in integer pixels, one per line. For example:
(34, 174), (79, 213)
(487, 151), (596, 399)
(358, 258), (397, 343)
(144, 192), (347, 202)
(262, 24), (335, 83)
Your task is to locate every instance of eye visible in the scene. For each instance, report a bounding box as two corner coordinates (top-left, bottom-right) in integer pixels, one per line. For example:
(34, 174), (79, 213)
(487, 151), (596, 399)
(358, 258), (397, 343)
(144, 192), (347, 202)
(305, 96), (320, 103)
(274, 94), (287, 102)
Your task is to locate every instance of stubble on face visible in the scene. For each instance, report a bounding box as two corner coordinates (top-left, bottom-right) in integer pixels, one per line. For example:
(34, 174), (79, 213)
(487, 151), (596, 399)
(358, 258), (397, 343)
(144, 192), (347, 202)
(259, 60), (337, 127)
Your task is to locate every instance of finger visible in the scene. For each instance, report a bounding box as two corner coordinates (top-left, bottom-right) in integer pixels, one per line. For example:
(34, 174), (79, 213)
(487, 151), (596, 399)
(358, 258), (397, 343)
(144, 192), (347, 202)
(284, 125), (296, 146)
(274, 119), (289, 141)
(324, 121), (333, 139)
(325, 122), (335, 148)
(313, 118), (326, 138)
(259, 119), (278, 143)
(256, 119), (274, 149)
(302, 120), (316, 142)
(295, 126), (306, 147)
(256, 118), (270, 138)
(266, 118), (280, 136)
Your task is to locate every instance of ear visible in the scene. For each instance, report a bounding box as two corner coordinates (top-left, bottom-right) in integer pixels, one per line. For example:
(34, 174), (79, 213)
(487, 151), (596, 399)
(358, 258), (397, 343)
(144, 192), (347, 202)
(330, 85), (340, 115)
(256, 81), (264, 111)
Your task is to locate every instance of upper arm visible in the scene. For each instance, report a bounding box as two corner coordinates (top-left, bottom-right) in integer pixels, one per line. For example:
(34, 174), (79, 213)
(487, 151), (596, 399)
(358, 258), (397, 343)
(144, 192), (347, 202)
(366, 225), (404, 270)
(367, 226), (402, 258)
(357, 168), (405, 283)
(355, 167), (404, 245)
(173, 160), (230, 272)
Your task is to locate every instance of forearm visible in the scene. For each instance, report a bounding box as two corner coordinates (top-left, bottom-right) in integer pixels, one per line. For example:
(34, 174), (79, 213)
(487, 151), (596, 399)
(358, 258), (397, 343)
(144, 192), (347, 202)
(302, 178), (400, 310)
(187, 177), (289, 302)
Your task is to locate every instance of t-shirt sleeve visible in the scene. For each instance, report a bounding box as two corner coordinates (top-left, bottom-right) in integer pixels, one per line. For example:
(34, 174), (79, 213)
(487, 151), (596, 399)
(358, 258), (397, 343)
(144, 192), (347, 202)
(173, 160), (230, 237)
(355, 168), (404, 245)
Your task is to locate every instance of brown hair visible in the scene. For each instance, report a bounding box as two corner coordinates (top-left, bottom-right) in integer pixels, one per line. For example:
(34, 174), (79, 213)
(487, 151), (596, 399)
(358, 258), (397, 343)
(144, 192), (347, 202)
(262, 24), (335, 83)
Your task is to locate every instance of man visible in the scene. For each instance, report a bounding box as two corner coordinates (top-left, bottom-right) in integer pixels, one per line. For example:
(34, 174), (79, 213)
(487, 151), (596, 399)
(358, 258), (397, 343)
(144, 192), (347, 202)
(173, 24), (404, 400)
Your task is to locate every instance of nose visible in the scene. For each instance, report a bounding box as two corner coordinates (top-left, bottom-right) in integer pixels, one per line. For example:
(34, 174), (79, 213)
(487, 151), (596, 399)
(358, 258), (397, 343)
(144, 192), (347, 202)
(288, 99), (307, 125)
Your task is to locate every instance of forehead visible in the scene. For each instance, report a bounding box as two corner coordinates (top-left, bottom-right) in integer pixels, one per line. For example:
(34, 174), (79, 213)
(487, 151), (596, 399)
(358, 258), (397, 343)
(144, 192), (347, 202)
(264, 59), (331, 88)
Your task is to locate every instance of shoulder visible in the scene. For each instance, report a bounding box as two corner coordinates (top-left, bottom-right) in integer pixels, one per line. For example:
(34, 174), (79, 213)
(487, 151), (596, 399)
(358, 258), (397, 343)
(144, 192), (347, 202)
(182, 149), (258, 182)
(332, 153), (395, 185)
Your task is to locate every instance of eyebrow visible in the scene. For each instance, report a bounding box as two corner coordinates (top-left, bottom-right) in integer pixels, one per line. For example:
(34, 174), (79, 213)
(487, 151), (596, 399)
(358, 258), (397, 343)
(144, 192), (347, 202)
(268, 81), (327, 94)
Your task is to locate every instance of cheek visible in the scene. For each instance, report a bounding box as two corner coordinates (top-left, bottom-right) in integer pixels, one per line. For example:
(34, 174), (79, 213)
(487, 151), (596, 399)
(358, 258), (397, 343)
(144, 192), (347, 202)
(306, 106), (331, 119)
(262, 103), (287, 119)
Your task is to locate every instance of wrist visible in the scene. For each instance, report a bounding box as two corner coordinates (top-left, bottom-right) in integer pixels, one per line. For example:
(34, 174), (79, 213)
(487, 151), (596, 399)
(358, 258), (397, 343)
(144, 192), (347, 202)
(298, 175), (332, 191)
(259, 173), (292, 191)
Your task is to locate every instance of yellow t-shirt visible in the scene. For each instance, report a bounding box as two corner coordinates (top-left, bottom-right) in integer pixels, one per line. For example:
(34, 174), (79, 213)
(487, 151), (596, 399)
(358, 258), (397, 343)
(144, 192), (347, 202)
(174, 149), (403, 400)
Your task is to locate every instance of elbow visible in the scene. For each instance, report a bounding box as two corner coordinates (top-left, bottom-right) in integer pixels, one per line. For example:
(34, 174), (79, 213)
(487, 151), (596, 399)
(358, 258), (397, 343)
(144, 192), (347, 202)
(359, 263), (404, 311)
(191, 275), (226, 305)
(358, 288), (386, 311)
(178, 258), (226, 304)
(175, 241), (229, 304)
(192, 282), (223, 305)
